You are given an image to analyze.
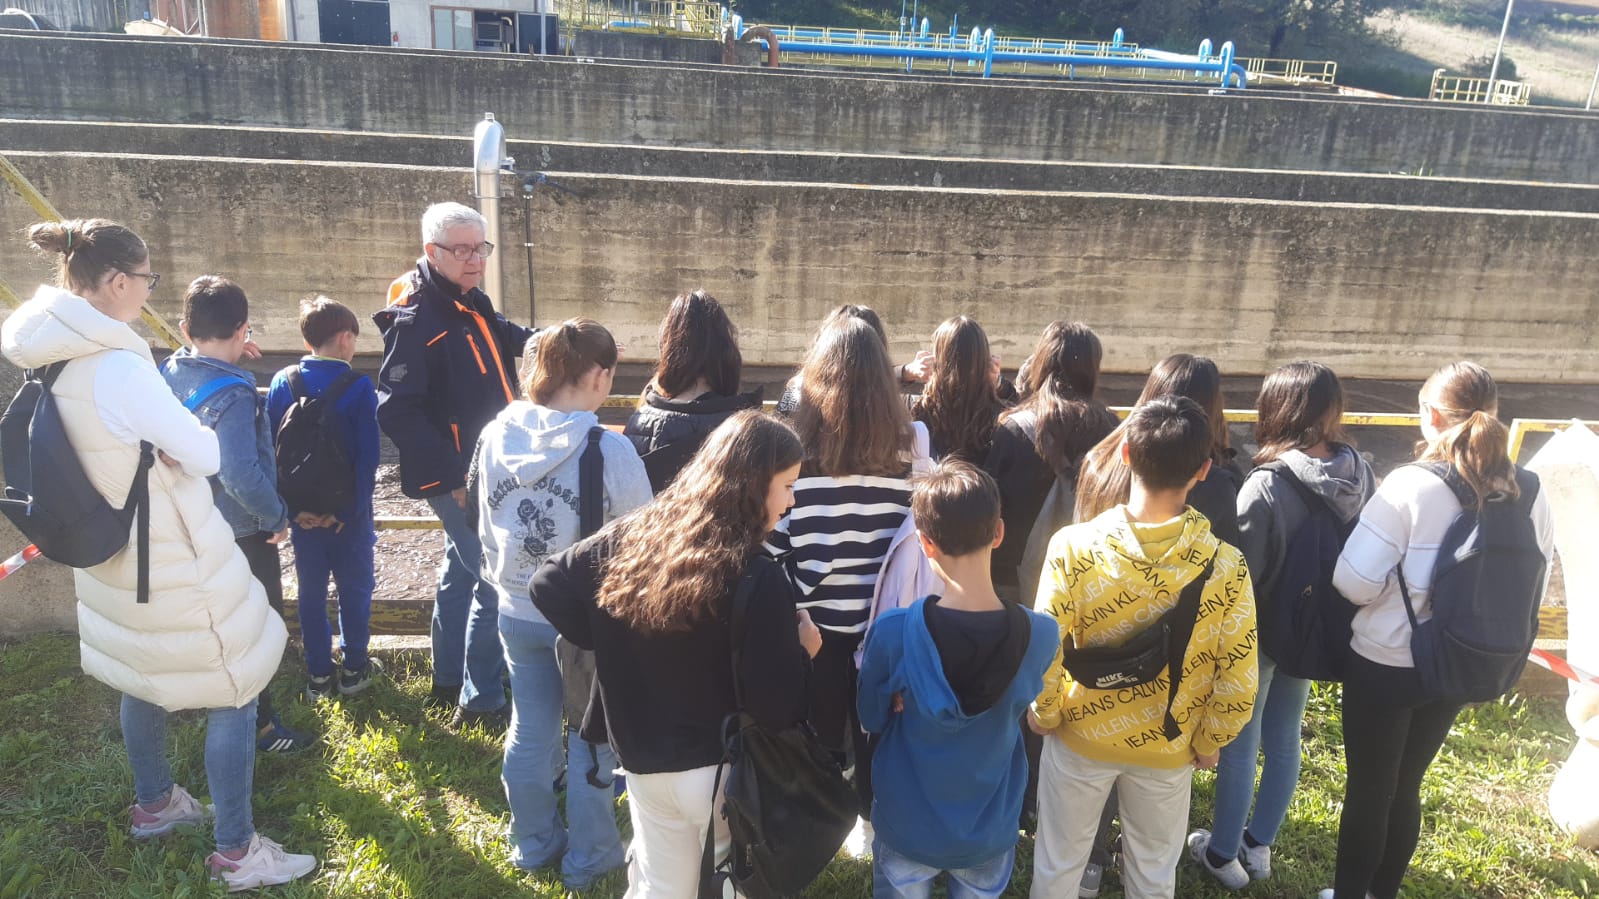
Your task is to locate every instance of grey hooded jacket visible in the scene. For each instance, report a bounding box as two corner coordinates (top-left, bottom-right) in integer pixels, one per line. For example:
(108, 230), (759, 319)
(1237, 443), (1376, 604)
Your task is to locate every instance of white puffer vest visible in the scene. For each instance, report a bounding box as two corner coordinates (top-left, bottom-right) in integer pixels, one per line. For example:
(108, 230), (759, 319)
(2, 286), (285, 711)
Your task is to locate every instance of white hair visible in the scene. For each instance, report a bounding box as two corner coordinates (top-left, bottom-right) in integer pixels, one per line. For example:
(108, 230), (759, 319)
(421, 202), (487, 246)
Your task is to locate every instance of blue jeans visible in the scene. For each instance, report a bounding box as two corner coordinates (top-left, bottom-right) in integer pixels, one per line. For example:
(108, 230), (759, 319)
(292, 521), (376, 678)
(1210, 655), (1312, 859)
(428, 493), (505, 711)
(500, 615), (625, 887)
(872, 836), (1014, 899)
(121, 694), (256, 852)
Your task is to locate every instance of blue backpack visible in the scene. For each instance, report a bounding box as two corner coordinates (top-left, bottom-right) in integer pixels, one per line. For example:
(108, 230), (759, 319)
(1398, 462), (1545, 703)
(1256, 461), (1357, 682)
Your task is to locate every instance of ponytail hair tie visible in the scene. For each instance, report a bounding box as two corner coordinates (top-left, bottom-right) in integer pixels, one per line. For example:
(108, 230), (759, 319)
(64, 227), (73, 254)
(562, 322), (578, 342)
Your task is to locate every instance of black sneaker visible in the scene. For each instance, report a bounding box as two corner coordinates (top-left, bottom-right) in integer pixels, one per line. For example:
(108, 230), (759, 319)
(448, 704), (510, 734)
(306, 674), (335, 703)
(257, 716), (316, 754)
(337, 658), (384, 696)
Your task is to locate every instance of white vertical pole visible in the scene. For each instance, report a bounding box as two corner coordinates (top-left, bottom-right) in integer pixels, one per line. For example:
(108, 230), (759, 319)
(1485, 0), (1515, 104)
(1587, 61), (1599, 110)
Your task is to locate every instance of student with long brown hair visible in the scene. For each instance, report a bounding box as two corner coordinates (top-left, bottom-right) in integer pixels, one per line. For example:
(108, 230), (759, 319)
(1188, 361), (1374, 889)
(472, 319), (652, 889)
(767, 315), (917, 812)
(532, 411), (820, 897)
(912, 315), (1009, 463)
(1320, 361), (1552, 899)
(984, 321), (1119, 600)
(624, 290), (763, 490)
(774, 303), (931, 416)
(1075, 353), (1243, 547)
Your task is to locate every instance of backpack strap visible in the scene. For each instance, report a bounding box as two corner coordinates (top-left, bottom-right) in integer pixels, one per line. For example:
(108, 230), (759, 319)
(127, 441), (156, 604)
(1160, 557), (1216, 741)
(578, 426), (605, 540)
(700, 560), (766, 897)
(283, 365), (309, 402)
(179, 373), (254, 413)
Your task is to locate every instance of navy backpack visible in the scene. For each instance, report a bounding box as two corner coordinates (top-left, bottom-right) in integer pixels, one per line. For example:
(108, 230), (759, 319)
(1398, 462), (1545, 703)
(1256, 462), (1357, 682)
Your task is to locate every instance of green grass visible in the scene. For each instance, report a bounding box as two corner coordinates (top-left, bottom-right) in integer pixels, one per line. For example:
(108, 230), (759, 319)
(1, 632), (1595, 897)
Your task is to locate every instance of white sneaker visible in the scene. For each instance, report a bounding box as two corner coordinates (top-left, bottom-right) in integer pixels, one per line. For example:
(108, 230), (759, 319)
(1240, 840), (1271, 880)
(843, 816), (874, 859)
(128, 784), (208, 838)
(208, 833), (317, 892)
(1078, 861), (1104, 898)
(1187, 829), (1250, 889)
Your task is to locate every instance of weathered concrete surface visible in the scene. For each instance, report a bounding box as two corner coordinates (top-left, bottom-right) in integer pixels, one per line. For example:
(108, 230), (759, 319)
(571, 30), (761, 66)
(3, 151), (1596, 381)
(8, 119), (1599, 213)
(0, 362), (77, 637)
(4, 33), (1599, 181)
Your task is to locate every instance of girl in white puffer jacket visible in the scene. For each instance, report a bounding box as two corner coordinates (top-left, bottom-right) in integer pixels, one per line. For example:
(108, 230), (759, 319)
(2, 219), (314, 892)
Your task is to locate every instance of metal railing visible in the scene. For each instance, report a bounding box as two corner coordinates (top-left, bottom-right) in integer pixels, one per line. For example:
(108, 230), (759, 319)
(1429, 68), (1531, 105)
(1243, 56), (1338, 85)
(553, 0), (722, 35)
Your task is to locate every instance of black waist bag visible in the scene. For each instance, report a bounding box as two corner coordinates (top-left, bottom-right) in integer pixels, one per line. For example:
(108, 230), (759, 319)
(0, 362), (155, 601)
(1060, 557), (1215, 741)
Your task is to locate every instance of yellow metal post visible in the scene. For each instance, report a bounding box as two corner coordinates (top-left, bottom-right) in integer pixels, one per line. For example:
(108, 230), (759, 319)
(0, 154), (185, 350)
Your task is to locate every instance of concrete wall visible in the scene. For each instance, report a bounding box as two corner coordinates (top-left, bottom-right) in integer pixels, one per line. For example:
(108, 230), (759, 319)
(570, 30), (760, 66)
(8, 119), (1599, 212)
(4, 33), (1599, 182)
(4, 151), (1596, 381)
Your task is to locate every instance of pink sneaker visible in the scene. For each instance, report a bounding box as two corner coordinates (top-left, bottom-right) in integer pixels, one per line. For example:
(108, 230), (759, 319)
(208, 833), (317, 892)
(128, 784), (207, 838)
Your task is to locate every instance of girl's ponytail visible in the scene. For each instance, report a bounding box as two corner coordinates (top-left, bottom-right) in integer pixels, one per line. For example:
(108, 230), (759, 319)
(523, 318), (617, 405)
(1419, 361), (1517, 509)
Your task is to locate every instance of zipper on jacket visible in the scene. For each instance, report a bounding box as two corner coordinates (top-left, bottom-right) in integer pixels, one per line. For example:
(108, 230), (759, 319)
(455, 301), (516, 403)
(450, 420), (461, 454)
(464, 332), (488, 376)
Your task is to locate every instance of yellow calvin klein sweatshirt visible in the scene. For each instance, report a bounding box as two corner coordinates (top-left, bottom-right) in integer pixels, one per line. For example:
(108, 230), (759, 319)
(1031, 506), (1258, 768)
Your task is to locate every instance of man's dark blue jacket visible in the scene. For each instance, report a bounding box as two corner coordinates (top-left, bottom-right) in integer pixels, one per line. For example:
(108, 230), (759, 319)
(373, 259), (535, 499)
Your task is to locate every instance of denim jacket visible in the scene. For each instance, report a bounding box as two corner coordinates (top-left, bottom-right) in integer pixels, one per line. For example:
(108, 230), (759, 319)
(161, 347), (289, 538)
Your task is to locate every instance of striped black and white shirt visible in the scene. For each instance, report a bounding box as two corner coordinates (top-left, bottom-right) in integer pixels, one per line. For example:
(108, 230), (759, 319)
(766, 473), (914, 636)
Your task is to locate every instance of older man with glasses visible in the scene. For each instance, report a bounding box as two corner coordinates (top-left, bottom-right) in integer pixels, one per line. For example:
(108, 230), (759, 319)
(374, 201), (536, 730)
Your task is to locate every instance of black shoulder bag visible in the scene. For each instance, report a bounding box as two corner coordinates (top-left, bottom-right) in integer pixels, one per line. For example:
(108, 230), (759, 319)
(1059, 557), (1216, 741)
(699, 559), (859, 899)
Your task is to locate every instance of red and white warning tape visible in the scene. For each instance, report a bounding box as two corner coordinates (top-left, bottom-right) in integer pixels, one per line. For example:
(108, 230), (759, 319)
(0, 543), (40, 582)
(1528, 647), (1599, 688)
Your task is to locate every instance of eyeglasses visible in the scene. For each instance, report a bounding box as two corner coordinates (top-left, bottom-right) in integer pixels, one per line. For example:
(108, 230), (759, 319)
(120, 270), (161, 291)
(433, 241), (495, 261)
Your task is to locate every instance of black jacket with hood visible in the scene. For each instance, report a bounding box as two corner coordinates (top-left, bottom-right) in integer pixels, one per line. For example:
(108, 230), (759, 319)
(622, 386), (764, 491)
(373, 260), (536, 499)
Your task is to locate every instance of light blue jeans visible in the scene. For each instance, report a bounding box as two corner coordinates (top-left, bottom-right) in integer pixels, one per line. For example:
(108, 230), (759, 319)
(1209, 655), (1313, 859)
(121, 694), (256, 852)
(499, 614), (624, 888)
(428, 493), (506, 711)
(872, 836), (1014, 899)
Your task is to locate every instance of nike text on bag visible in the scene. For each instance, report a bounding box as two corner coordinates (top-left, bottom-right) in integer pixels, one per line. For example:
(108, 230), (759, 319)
(1059, 558), (1215, 741)
(1257, 462), (1357, 682)
(1398, 462), (1546, 703)
(274, 367), (361, 516)
(0, 362), (155, 601)
(700, 559), (859, 899)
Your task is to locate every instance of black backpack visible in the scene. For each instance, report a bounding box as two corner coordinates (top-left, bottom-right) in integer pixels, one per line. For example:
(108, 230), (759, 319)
(1256, 462), (1358, 682)
(0, 362), (155, 601)
(273, 367), (362, 516)
(1398, 462), (1546, 703)
(700, 557), (859, 899)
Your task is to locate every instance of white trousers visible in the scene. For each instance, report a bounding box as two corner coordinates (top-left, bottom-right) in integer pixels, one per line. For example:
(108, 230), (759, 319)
(624, 764), (731, 899)
(1030, 738), (1193, 899)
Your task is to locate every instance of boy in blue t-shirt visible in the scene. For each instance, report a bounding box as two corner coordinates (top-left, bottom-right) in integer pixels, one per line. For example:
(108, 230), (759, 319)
(266, 296), (382, 700)
(857, 461), (1058, 899)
